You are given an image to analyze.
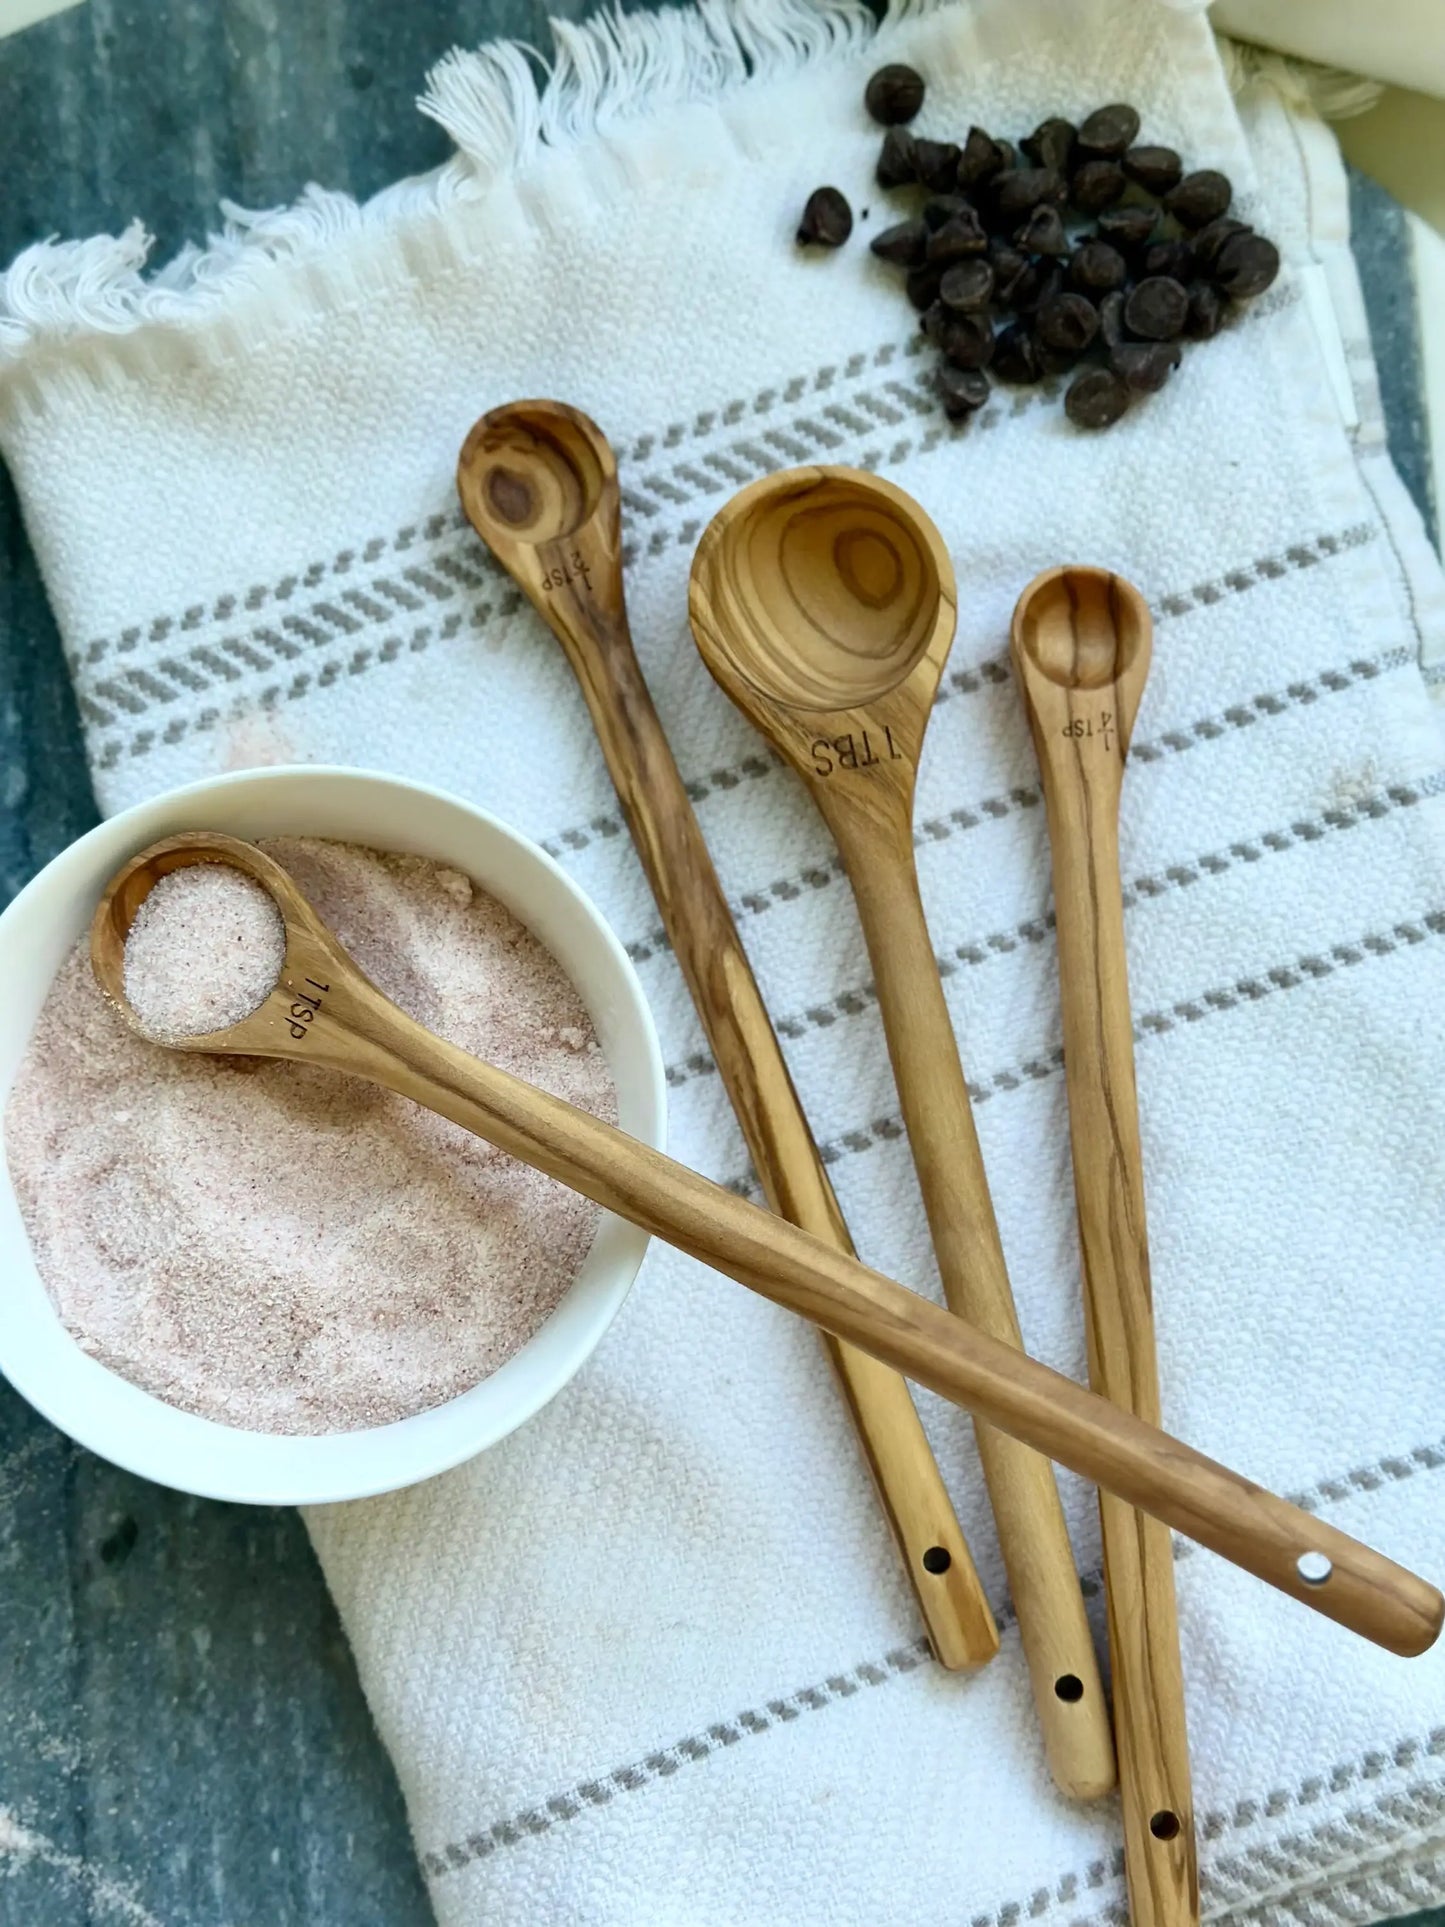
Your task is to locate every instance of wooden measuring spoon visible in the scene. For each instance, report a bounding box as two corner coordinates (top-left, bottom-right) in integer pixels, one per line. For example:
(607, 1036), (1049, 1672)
(89, 832), (1444, 1659)
(688, 466), (1115, 1800)
(456, 399), (998, 1672)
(1012, 568), (1194, 1927)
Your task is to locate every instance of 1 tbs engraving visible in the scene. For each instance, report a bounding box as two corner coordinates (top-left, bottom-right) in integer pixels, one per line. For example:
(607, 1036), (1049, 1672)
(810, 725), (904, 776)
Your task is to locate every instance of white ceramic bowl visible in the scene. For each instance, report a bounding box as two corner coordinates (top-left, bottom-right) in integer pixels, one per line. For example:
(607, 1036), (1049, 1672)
(0, 767), (665, 1505)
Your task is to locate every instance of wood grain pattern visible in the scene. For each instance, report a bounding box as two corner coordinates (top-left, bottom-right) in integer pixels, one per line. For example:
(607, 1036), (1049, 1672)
(1013, 567), (1197, 1927)
(90, 832), (1445, 1661)
(455, 401), (998, 1671)
(688, 465), (1117, 1800)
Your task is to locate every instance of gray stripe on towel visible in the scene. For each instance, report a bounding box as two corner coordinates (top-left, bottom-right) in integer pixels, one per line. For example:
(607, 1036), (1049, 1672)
(661, 774), (1445, 1089)
(422, 1437), (1445, 1887)
(79, 288), (1307, 760)
(709, 904), (1445, 1196)
(624, 636), (1406, 969)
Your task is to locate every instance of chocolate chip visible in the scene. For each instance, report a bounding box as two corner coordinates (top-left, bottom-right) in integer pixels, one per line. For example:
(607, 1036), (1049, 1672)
(1036, 291), (1099, 359)
(1021, 117), (1076, 173)
(923, 194), (973, 230)
(939, 258), (995, 313)
(936, 364), (991, 418)
(1122, 144), (1182, 194)
(914, 138), (962, 192)
(1110, 339), (1181, 392)
(937, 312), (995, 369)
(1185, 278), (1225, 338)
(1015, 205), (1069, 256)
(926, 209), (988, 263)
(1065, 366), (1131, 427)
(797, 187), (852, 247)
(988, 236), (1029, 290)
(992, 166), (1065, 221)
(992, 322), (1041, 384)
(1124, 274), (1188, 340)
(1076, 103), (1140, 159)
(876, 127), (919, 188)
(1036, 341), (1085, 377)
(1068, 240), (1127, 295)
(1070, 159), (1126, 213)
(1008, 257), (1064, 316)
(1165, 168), (1232, 228)
(905, 263), (942, 311)
(870, 218), (927, 266)
(1096, 204), (1158, 252)
(1214, 231), (1280, 298)
(1193, 216), (1250, 273)
(1142, 238), (1196, 283)
(957, 126), (1011, 187)
(865, 64), (925, 126)
(1098, 288), (1126, 349)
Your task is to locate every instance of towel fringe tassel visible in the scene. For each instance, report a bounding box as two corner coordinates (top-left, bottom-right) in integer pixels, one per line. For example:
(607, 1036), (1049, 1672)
(0, 0), (957, 368)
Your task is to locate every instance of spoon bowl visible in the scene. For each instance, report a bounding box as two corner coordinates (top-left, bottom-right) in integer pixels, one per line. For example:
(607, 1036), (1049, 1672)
(1013, 565), (1151, 717)
(91, 832), (329, 1056)
(457, 400), (613, 552)
(694, 469), (949, 712)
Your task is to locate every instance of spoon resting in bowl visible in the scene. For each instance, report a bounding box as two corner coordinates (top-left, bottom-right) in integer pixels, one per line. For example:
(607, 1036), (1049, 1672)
(87, 830), (1445, 1662)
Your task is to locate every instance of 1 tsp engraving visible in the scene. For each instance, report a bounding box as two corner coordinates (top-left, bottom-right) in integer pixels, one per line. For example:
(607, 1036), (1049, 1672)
(1061, 711), (1114, 752)
(540, 549), (592, 595)
(287, 978), (330, 1041)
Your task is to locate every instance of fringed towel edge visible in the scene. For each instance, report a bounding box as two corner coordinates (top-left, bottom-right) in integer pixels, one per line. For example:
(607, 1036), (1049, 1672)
(0, 0), (946, 380)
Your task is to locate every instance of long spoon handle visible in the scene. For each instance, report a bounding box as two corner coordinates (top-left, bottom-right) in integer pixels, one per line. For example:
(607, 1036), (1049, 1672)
(1039, 777), (1197, 1927)
(1014, 568), (1196, 1927)
(534, 578), (995, 1668)
(297, 960), (1442, 1660)
(844, 847), (1115, 1797)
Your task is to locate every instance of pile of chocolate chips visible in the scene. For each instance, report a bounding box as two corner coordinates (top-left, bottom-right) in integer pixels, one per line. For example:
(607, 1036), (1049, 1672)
(795, 68), (1280, 430)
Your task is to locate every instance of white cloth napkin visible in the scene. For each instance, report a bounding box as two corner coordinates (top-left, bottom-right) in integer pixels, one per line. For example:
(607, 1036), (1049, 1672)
(3, 2), (1445, 1921)
(1211, 0), (1445, 103)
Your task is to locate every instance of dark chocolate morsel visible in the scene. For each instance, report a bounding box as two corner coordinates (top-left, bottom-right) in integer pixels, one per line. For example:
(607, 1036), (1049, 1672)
(865, 64), (926, 126)
(1123, 275), (1188, 340)
(1121, 143), (1182, 195)
(797, 186), (853, 248)
(1065, 366), (1131, 427)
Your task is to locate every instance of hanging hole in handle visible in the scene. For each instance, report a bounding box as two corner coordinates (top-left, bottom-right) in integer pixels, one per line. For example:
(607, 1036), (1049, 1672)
(1053, 1673), (1085, 1702)
(1297, 1550), (1333, 1586)
(921, 1545), (952, 1575)
(1149, 1810), (1181, 1841)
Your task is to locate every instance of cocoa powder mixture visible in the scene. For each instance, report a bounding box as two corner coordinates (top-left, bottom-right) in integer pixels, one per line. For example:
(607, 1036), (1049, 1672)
(123, 862), (287, 1040)
(4, 839), (618, 1434)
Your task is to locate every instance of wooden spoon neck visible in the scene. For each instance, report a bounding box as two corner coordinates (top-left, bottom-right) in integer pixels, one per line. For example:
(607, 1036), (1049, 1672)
(806, 755), (919, 858)
(842, 825), (925, 924)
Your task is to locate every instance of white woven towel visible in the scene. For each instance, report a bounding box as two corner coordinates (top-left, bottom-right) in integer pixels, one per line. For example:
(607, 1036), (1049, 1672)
(4, 2), (1445, 1921)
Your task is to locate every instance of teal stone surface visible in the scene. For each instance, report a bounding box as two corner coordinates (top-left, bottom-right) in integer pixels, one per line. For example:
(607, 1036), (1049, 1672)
(0, 7), (1438, 1922)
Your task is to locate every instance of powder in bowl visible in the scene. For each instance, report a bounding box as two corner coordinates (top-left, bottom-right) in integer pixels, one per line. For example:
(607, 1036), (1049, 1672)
(122, 862), (286, 1040)
(4, 838), (618, 1435)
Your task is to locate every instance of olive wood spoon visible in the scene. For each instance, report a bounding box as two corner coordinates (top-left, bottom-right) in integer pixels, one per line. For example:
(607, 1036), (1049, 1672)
(688, 465), (1117, 1799)
(456, 399), (998, 1672)
(1013, 568), (1196, 1927)
(89, 832), (1444, 1660)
